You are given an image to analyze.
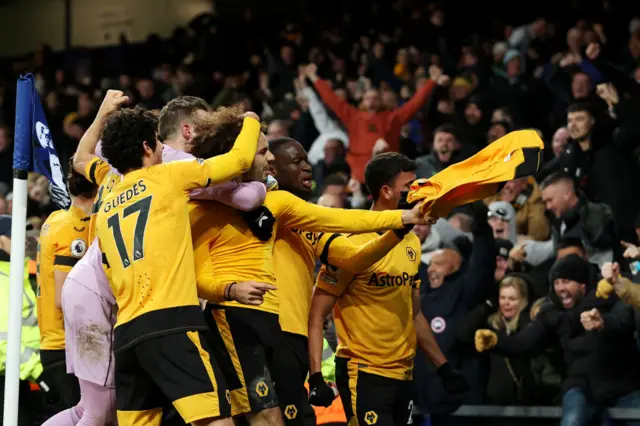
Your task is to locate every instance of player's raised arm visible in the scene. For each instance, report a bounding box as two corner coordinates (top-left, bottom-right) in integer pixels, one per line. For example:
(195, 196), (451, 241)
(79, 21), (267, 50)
(169, 113), (261, 192)
(314, 231), (403, 274)
(266, 190), (426, 233)
(73, 90), (129, 177)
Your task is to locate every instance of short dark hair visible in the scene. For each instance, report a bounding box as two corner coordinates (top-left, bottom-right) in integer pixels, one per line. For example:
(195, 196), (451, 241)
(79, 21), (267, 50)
(269, 137), (298, 156)
(101, 107), (159, 173)
(364, 152), (417, 201)
(557, 237), (586, 253)
(158, 96), (211, 142)
(539, 171), (576, 192)
(67, 157), (96, 198)
(188, 105), (246, 159)
(433, 123), (458, 140)
(567, 101), (594, 117)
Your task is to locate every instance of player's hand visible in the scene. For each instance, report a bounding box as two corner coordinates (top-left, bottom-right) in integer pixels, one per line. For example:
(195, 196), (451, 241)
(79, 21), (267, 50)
(395, 192), (418, 238)
(436, 363), (470, 395)
(240, 205), (276, 242)
(231, 281), (277, 306)
(97, 90), (129, 120)
(241, 111), (260, 121)
(474, 329), (498, 352)
(580, 308), (604, 331)
(308, 372), (336, 407)
(401, 201), (435, 226)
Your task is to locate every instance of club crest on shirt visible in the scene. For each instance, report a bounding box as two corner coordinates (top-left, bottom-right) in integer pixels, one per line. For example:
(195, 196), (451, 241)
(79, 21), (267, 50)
(255, 380), (269, 397)
(285, 405), (298, 419)
(431, 316), (446, 334)
(364, 410), (379, 425)
(71, 239), (87, 257)
(406, 247), (417, 262)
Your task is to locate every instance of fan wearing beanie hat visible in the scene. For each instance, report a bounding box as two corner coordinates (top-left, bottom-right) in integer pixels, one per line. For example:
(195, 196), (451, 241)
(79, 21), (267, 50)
(550, 254), (591, 309)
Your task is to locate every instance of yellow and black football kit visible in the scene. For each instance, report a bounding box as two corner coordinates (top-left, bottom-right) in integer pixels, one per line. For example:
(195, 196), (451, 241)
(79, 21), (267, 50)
(36, 205), (89, 406)
(408, 129), (544, 218)
(273, 228), (403, 425)
(316, 232), (422, 426)
(95, 116), (260, 425)
(84, 156), (122, 242)
(189, 190), (404, 417)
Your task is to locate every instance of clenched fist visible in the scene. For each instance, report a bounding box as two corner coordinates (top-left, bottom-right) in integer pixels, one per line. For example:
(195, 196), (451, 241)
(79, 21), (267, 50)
(475, 329), (498, 352)
(97, 90), (129, 120)
(580, 308), (604, 331)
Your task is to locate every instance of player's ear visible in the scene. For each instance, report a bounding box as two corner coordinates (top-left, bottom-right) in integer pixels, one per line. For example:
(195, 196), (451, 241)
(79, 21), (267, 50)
(142, 140), (154, 156)
(380, 185), (392, 201)
(181, 122), (192, 141)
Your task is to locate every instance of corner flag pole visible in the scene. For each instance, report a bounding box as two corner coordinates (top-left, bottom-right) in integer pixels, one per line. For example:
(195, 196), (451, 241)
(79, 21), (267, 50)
(3, 76), (34, 426)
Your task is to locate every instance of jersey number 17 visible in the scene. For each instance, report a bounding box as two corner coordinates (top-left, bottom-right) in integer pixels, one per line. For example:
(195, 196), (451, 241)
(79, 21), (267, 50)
(106, 196), (152, 268)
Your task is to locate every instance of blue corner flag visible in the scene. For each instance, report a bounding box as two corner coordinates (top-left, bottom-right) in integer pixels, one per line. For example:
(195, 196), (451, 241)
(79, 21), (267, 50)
(14, 73), (71, 209)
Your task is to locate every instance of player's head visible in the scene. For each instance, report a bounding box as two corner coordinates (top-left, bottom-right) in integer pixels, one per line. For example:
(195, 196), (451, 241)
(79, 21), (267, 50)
(189, 106), (272, 183)
(364, 152), (417, 209)
(269, 137), (313, 200)
(158, 96), (211, 144)
(67, 157), (97, 200)
(101, 107), (161, 174)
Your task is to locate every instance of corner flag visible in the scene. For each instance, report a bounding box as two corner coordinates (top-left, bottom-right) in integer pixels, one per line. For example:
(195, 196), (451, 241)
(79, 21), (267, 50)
(3, 73), (70, 426)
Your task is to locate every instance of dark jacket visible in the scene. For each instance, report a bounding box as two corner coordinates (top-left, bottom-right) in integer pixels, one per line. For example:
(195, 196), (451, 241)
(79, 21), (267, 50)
(548, 196), (622, 265)
(457, 302), (537, 405)
(537, 138), (640, 241)
(493, 281), (640, 402)
(414, 222), (496, 414)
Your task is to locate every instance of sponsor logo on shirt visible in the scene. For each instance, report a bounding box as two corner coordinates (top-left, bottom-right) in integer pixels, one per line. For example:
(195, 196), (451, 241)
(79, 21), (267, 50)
(367, 272), (416, 287)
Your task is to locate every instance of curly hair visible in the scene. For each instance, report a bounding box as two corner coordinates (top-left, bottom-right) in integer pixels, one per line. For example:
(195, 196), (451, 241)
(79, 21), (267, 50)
(188, 105), (247, 159)
(101, 107), (159, 173)
(67, 157), (96, 198)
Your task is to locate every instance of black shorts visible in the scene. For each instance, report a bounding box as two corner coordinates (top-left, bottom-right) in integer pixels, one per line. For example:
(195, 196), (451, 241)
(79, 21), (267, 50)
(114, 330), (231, 426)
(40, 349), (81, 407)
(275, 332), (316, 426)
(335, 358), (413, 426)
(204, 304), (282, 416)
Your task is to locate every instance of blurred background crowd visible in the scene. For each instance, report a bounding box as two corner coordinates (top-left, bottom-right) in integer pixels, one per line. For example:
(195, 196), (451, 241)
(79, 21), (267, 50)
(2, 0), (640, 424)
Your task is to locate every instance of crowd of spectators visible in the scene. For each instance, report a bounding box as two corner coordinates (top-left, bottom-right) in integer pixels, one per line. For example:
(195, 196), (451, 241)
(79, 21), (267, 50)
(2, 0), (640, 424)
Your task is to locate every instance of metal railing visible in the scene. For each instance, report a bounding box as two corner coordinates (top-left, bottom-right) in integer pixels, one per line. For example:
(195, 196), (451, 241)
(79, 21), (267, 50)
(452, 406), (640, 420)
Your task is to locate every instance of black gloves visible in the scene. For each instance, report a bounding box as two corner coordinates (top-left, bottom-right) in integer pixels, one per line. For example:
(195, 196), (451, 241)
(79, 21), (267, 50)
(240, 205), (276, 242)
(308, 372), (335, 407)
(395, 191), (417, 239)
(436, 362), (470, 395)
